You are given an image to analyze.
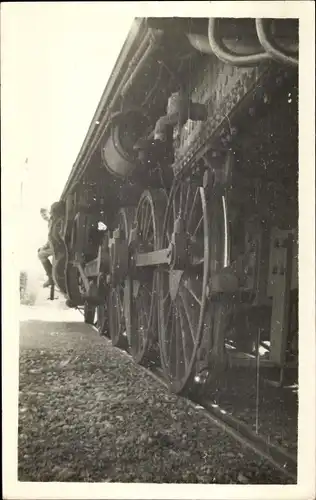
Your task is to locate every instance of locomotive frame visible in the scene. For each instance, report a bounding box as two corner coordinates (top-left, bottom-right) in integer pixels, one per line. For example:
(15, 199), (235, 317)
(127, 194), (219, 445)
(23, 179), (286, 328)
(49, 17), (299, 396)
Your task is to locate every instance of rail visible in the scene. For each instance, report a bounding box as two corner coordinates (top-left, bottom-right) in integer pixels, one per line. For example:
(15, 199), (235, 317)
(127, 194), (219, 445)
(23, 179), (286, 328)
(89, 322), (297, 482)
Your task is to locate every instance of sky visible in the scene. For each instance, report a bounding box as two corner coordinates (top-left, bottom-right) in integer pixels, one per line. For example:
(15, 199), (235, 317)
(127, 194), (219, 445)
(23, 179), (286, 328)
(2, 3), (133, 272)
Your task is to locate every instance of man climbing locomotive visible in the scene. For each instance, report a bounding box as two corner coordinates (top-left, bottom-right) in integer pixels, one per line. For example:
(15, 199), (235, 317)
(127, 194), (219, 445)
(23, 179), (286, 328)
(37, 201), (66, 288)
(38, 198), (110, 319)
(38, 206), (54, 288)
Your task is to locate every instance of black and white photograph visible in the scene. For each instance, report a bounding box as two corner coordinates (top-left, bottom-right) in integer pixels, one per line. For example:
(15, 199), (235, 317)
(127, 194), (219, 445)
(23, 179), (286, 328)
(2, 2), (315, 499)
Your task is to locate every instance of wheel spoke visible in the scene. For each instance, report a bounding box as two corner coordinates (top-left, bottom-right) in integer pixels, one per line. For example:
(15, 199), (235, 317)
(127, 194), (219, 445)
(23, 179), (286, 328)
(119, 287), (125, 322)
(187, 188), (199, 230)
(177, 301), (189, 370)
(166, 217), (173, 243)
(178, 184), (184, 217)
(175, 313), (182, 379)
(143, 209), (152, 241)
(136, 295), (145, 347)
(178, 289), (196, 343)
(192, 215), (203, 238)
(172, 196), (176, 222)
(166, 298), (172, 326)
(115, 291), (121, 330)
(168, 310), (175, 365)
(183, 183), (191, 219)
(138, 289), (149, 328)
(183, 282), (202, 307)
(162, 269), (170, 303)
(140, 200), (148, 233)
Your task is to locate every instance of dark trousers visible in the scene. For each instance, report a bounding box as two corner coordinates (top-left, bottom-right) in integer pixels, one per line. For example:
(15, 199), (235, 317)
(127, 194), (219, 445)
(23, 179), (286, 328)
(38, 242), (53, 278)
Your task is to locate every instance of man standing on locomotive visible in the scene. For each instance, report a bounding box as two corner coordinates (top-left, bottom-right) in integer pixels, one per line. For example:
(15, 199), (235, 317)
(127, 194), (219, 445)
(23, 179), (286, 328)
(38, 202), (65, 288)
(38, 207), (54, 288)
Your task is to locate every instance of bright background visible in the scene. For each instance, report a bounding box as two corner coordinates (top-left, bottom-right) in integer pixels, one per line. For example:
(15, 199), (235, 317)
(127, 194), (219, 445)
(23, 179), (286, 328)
(2, 3), (133, 278)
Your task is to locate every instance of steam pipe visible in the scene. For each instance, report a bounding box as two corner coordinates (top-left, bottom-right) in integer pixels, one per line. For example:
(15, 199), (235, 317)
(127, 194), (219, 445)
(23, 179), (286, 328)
(188, 19), (298, 68)
(255, 19), (298, 67)
(187, 33), (265, 57)
(207, 18), (270, 67)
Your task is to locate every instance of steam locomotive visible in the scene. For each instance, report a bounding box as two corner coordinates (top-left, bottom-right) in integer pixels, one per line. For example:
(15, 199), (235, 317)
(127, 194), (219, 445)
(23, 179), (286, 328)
(49, 17), (298, 395)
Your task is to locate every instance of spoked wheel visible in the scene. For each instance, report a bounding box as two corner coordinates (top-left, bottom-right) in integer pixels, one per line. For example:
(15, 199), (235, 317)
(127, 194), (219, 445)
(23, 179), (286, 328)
(157, 177), (210, 394)
(108, 208), (134, 349)
(65, 264), (85, 307)
(127, 189), (167, 365)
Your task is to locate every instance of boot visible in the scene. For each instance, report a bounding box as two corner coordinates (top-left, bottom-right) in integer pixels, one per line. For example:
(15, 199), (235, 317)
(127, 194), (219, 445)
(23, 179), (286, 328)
(43, 277), (54, 288)
(65, 299), (76, 308)
(41, 259), (53, 288)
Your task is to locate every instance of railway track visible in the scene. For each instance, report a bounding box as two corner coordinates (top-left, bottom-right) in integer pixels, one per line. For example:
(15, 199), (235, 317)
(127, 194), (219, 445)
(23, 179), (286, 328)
(144, 366), (297, 482)
(87, 320), (297, 483)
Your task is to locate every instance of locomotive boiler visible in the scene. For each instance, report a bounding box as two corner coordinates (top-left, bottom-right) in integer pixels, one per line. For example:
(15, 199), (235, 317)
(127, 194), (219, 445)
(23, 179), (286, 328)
(49, 17), (298, 395)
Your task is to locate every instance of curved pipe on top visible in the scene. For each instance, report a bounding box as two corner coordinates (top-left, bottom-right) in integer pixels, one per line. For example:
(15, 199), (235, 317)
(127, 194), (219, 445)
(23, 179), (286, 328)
(187, 19), (298, 69)
(207, 18), (271, 67)
(255, 19), (298, 68)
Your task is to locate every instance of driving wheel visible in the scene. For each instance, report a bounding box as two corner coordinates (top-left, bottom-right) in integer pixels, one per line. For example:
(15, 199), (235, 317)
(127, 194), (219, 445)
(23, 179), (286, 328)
(157, 176), (210, 394)
(126, 189), (167, 365)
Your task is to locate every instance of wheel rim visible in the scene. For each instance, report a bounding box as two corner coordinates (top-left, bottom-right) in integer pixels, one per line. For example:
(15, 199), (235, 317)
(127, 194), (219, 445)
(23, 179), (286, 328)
(128, 190), (166, 365)
(196, 191), (231, 384)
(157, 177), (210, 394)
(109, 278), (128, 347)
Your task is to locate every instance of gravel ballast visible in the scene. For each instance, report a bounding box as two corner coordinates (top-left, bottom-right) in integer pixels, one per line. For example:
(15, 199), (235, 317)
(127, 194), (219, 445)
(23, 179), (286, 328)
(19, 305), (294, 483)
